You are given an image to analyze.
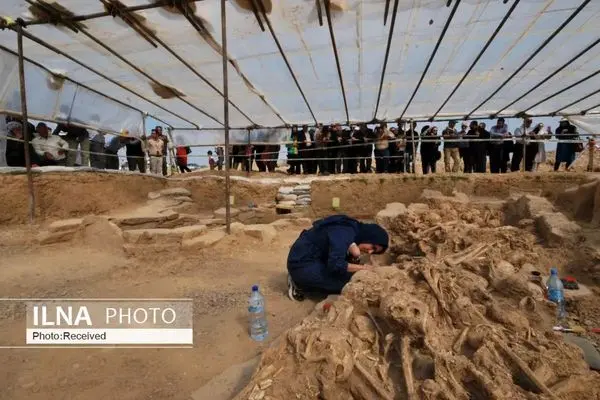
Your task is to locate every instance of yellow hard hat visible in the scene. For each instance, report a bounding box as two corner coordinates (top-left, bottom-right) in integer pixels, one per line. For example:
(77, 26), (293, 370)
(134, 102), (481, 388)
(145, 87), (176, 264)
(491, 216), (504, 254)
(120, 129), (129, 137)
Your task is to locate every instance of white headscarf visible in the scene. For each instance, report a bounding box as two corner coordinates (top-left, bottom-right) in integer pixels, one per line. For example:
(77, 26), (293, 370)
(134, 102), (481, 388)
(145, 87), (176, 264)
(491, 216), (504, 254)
(6, 121), (22, 135)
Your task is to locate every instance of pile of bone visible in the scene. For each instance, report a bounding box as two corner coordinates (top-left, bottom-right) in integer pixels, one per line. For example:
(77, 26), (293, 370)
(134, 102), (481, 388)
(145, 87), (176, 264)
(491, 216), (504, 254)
(276, 184), (311, 212)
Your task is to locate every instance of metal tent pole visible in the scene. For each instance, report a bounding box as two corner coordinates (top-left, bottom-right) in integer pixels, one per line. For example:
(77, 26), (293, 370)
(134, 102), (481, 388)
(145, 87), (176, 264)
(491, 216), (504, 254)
(16, 23), (35, 223)
(247, 128), (251, 177)
(222, 0), (231, 234)
(521, 117), (526, 173)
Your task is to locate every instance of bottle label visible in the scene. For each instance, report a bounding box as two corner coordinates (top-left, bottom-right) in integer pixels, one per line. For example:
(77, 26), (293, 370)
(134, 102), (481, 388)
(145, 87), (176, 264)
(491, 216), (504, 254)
(548, 288), (563, 303)
(248, 305), (263, 313)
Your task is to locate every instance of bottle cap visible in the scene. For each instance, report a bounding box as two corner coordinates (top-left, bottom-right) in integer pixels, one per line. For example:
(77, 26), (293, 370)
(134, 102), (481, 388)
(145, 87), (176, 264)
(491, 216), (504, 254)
(550, 268), (558, 275)
(252, 285), (258, 291)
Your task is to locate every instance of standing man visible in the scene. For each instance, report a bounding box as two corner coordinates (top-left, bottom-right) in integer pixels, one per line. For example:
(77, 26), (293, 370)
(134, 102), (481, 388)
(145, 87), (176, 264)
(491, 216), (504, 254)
(489, 118), (509, 173)
(458, 122), (470, 172)
(53, 122), (90, 167)
(216, 146), (224, 170)
(126, 136), (146, 173)
(512, 117), (540, 172)
(105, 131), (128, 170)
(442, 120), (460, 173)
(463, 121), (479, 173)
(89, 130), (106, 169)
(155, 126), (169, 176)
(405, 121), (418, 173)
(147, 129), (165, 175)
(474, 122), (490, 173)
(32, 122), (68, 166)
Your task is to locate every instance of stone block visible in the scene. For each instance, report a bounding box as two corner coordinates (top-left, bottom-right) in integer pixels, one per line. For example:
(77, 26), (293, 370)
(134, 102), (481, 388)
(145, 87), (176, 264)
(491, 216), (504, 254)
(37, 230), (77, 245)
(536, 213), (581, 247)
(506, 195), (554, 222)
(198, 218), (225, 226)
(375, 202), (407, 225)
(147, 191), (161, 200)
(159, 187), (192, 197)
(293, 184), (311, 193)
(277, 200), (296, 207)
(47, 218), (84, 233)
(278, 186), (295, 195)
(276, 193), (297, 201)
(213, 207), (240, 218)
(172, 196), (193, 203)
(122, 228), (182, 244)
(244, 224), (277, 243)
(181, 230), (226, 249)
(237, 211), (257, 224)
(559, 181), (598, 221)
(173, 225), (207, 240)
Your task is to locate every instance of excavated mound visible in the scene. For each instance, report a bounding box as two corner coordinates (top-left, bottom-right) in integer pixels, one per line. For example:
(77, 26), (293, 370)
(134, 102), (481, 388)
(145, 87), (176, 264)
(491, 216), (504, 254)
(234, 200), (600, 400)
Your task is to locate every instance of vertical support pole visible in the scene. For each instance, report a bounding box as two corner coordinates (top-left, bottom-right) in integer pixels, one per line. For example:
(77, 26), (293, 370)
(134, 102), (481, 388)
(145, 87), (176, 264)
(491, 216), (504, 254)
(141, 113), (147, 173)
(521, 117), (527, 172)
(246, 128), (251, 177)
(588, 136), (595, 172)
(17, 24), (35, 223)
(221, 0), (231, 234)
(166, 127), (177, 175)
(410, 119), (416, 174)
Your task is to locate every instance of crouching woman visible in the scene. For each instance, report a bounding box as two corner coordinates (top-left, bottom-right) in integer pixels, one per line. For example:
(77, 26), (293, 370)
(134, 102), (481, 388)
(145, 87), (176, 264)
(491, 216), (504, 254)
(287, 215), (389, 301)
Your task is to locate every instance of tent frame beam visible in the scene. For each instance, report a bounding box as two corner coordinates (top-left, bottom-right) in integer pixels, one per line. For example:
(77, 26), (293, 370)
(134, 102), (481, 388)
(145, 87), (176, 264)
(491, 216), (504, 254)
(73, 26), (223, 126)
(11, 27), (200, 129)
(466, 0), (591, 119)
(110, 0), (259, 126)
(169, 110), (600, 131)
(0, 43), (172, 129)
(373, 0), (400, 120)
(253, 0), (318, 125)
(432, 0), (519, 120)
(176, 0), (286, 126)
(324, 0), (350, 125)
(22, 0), (202, 26)
(552, 87), (600, 115)
(22, 0), (222, 125)
(495, 37), (600, 115)
(520, 68), (600, 115)
(400, 0), (461, 120)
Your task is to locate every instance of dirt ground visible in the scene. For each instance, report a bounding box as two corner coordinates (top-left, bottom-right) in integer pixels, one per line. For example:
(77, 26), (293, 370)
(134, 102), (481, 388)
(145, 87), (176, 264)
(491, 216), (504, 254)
(0, 224), (314, 400)
(0, 170), (599, 400)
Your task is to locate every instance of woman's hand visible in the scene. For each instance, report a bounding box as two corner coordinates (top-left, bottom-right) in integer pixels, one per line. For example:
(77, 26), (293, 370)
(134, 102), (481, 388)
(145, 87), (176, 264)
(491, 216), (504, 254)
(348, 243), (361, 258)
(347, 263), (374, 273)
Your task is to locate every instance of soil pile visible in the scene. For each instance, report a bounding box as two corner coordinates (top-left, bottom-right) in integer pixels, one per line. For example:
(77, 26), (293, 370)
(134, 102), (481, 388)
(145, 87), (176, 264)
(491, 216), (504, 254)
(234, 200), (600, 400)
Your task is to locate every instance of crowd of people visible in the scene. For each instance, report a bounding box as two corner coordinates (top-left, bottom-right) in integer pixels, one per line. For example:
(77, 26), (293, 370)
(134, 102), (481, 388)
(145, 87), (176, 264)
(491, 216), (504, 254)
(275, 117), (584, 175)
(3, 116), (589, 175)
(2, 117), (201, 175)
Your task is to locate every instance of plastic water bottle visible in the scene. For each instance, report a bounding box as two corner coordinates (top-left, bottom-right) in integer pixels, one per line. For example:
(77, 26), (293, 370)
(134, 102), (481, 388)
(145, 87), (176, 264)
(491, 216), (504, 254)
(546, 268), (566, 322)
(248, 285), (268, 341)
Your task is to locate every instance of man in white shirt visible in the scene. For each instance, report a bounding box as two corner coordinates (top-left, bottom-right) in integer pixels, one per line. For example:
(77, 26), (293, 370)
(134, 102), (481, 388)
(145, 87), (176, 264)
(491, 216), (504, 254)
(147, 129), (165, 175)
(512, 117), (539, 172)
(32, 122), (68, 166)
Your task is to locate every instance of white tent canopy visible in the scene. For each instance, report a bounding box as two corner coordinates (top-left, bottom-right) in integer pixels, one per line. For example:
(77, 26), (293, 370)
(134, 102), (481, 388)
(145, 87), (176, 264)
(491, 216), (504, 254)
(1, 0), (600, 131)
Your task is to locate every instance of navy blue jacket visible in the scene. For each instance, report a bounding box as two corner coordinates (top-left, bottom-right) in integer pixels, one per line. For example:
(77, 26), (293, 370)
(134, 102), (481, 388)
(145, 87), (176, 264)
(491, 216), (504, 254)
(288, 215), (359, 275)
